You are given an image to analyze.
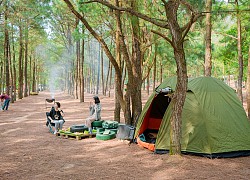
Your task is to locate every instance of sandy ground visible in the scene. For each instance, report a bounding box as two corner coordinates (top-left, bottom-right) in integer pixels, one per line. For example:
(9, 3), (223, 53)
(0, 91), (250, 180)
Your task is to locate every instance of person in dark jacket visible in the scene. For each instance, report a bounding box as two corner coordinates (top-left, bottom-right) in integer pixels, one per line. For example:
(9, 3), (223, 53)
(0, 94), (10, 111)
(48, 102), (65, 134)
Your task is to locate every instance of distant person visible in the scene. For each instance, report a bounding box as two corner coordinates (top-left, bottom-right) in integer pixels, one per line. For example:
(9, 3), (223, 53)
(0, 94), (10, 111)
(85, 96), (101, 134)
(48, 102), (65, 134)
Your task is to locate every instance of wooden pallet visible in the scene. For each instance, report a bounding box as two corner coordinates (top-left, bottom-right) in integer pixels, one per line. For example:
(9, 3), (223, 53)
(59, 133), (96, 140)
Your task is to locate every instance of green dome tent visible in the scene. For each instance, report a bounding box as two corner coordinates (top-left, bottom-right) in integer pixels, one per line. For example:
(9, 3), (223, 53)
(135, 76), (250, 158)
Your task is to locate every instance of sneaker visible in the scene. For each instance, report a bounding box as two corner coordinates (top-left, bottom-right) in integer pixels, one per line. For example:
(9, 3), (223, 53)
(54, 131), (57, 135)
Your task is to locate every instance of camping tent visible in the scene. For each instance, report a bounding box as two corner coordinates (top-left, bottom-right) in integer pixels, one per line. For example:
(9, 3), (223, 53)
(135, 76), (250, 158)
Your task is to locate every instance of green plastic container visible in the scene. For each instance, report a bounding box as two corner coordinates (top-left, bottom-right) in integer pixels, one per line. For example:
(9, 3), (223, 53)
(97, 128), (105, 134)
(108, 128), (118, 134)
(96, 131), (116, 141)
(92, 120), (104, 127)
(102, 120), (119, 129)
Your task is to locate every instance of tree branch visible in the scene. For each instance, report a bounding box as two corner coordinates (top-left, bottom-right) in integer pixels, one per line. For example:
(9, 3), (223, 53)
(213, 30), (237, 40)
(151, 29), (175, 49)
(63, 0), (122, 78)
(180, 0), (203, 41)
(161, 0), (168, 6)
(83, 0), (169, 29)
(181, 13), (203, 41)
(180, 0), (195, 13)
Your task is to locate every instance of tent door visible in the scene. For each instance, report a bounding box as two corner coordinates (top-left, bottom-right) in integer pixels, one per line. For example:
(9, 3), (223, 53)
(138, 92), (171, 143)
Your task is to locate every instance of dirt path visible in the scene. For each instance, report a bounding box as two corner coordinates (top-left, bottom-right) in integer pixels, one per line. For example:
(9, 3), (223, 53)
(0, 91), (250, 180)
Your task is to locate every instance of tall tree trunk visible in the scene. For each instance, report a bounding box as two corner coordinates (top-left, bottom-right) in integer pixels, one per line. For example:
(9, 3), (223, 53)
(109, 65), (113, 97)
(29, 55), (32, 94)
(0, 60), (3, 94)
(80, 37), (85, 102)
(8, 34), (14, 102)
(75, 39), (80, 99)
(160, 60), (163, 83)
(236, 0), (243, 103)
(101, 48), (104, 95)
(130, 0), (142, 125)
(153, 44), (157, 90)
(147, 67), (150, 95)
(96, 43), (101, 94)
(32, 60), (36, 92)
(11, 24), (16, 101)
(75, 18), (80, 99)
(67, 23), (74, 96)
(247, 45), (250, 119)
(4, 2), (10, 95)
(165, 1), (188, 155)
(18, 24), (24, 99)
(114, 0), (122, 122)
(24, 20), (29, 97)
(36, 63), (39, 92)
(105, 61), (111, 96)
(204, 0), (212, 76)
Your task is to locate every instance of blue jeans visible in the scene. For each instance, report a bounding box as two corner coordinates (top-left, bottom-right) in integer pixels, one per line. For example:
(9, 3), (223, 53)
(54, 120), (64, 131)
(2, 99), (10, 110)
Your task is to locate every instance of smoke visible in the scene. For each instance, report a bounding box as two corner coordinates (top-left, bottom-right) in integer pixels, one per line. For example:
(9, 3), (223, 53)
(34, 37), (111, 98)
(35, 43), (74, 98)
(48, 67), (57, 98)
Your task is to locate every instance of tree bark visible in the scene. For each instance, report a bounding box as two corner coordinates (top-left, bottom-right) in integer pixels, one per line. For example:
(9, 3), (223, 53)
(80, 36), (85, 102)
(129, 0), (142, 125)
(8, 33), (14, 102)
(32, 60), (36, 92)
(160, 60), (163, 83)
(108, 65), (113, 97)
(114, 0), (122, 122)
(96, 43), (101, 94)
(204, 0), (212, 76)
(165, 1), (188, 155)
(236, 0), (243, 103)
(101, 48), (105, 95)
(153, 44), (157, 90)
(24, 20), (29, 97)
(147, 67), (150, 95)
(75, 32), (80, 99)
(4, 2), (10, 95)
(18, 24), (24, 99)
(11, 24), (17, 101)
(67, 23), (74, 96)
(104, 61), (111, 96)
(29, 55), (32, 94)
(246, 45), (250, 119)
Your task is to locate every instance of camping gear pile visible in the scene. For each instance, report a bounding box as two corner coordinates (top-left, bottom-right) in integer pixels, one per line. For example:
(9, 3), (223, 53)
(56, 120), (119, 141)
(135, 76), (250, 158)
(58, 124), (97, 140)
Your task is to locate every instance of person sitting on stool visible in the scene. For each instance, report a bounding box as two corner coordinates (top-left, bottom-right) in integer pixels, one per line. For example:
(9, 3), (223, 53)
(85, 96), (101, 134)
